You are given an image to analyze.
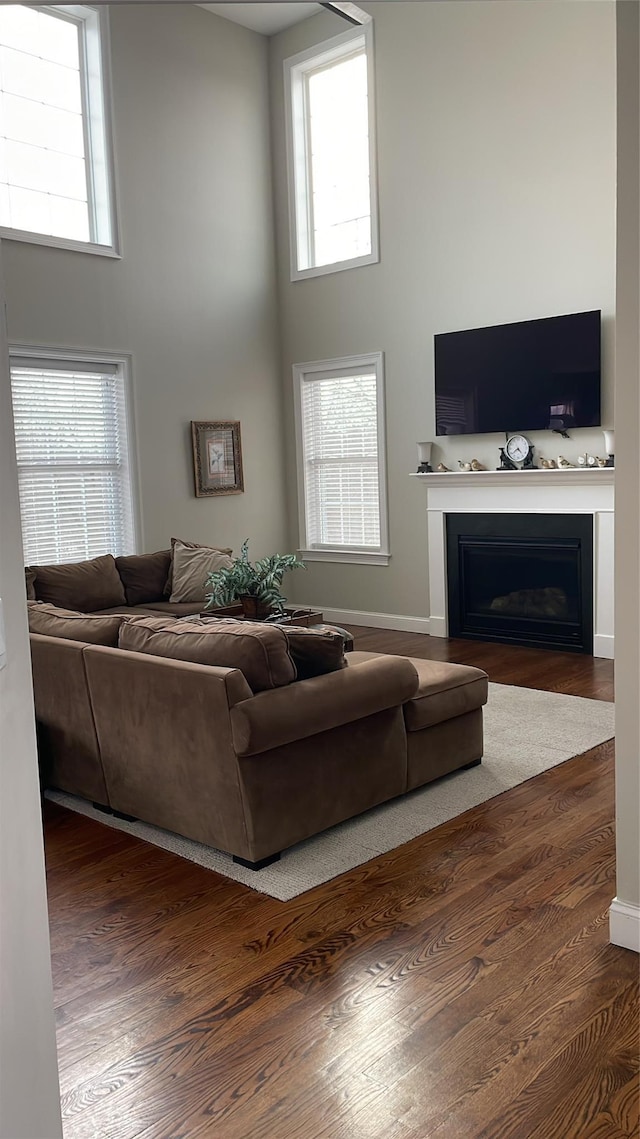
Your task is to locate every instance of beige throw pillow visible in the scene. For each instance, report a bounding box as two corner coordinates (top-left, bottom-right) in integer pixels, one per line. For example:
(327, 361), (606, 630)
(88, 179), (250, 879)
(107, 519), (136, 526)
(169, 541), (233, 604)
(164, 537), (233, 597)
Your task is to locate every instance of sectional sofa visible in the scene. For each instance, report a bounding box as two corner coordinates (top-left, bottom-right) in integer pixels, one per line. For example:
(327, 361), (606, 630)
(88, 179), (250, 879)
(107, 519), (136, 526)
(28, 550), (489, 868)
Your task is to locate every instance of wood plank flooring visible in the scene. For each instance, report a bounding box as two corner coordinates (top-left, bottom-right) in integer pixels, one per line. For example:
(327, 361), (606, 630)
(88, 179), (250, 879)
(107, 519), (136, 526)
(43, 630), (637, 1139)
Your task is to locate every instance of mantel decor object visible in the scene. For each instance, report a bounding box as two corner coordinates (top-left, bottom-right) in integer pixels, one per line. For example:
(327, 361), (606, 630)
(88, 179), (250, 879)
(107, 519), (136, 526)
(603, 430), (615, 468)
(191, 420), (244, 497)
(416, 441), (433, 473)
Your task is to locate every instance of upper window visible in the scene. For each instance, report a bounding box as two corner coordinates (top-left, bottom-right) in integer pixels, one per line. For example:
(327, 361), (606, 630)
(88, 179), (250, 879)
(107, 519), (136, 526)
(293, 352), (389, 564)
(0, 5), (117, 254)
(10, 349), (137, 565)
(284, 24), (378, 280)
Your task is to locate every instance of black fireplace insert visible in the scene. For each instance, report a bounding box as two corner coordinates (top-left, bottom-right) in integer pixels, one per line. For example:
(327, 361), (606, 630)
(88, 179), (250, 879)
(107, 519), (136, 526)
(446, 513), (593, 653)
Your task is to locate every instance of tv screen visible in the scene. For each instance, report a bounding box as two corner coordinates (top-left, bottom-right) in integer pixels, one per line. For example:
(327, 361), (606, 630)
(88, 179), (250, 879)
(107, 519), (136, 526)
(434, 310), (601, 436)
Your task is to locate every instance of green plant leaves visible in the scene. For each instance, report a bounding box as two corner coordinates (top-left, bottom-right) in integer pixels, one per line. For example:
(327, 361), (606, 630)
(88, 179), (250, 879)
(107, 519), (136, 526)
(204, 540), (305, 613)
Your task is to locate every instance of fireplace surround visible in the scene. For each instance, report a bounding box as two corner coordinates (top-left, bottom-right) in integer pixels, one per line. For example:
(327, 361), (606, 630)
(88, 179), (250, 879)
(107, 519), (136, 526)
(412, 467), (614, 658)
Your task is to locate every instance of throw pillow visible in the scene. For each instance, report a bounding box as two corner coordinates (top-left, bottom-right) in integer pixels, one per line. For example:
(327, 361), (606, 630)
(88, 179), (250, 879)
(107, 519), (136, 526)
(282, 626), (347, 681)
(169, 542), (233, 604)
(115, 549), (172, 606)
(28, 602), (123, 646)
(119, 616), (296, 693)
(30, 554), (127, 612)
(163, 537), (233, 598)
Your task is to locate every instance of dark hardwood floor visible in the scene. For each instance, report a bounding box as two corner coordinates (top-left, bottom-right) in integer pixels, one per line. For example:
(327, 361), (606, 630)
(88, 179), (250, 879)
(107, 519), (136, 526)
(44, 630), (636, 1139)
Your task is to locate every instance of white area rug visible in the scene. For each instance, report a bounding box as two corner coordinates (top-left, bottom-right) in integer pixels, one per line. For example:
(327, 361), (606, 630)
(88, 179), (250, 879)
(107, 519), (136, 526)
(47, 683), (614, 902)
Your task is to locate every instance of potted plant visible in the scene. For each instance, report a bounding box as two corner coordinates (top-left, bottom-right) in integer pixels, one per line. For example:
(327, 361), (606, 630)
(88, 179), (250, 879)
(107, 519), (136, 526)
(204, 539), (306, 618)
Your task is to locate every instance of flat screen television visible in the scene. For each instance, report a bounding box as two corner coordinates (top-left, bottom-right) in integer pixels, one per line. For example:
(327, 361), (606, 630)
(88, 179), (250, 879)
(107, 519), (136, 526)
(434, 310), (601, 436)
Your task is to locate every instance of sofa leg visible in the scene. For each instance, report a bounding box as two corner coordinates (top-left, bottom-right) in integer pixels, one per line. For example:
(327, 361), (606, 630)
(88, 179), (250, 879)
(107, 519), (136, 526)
(92, 802), (113, 815)
(462, 757), (482, 770)
(112, 809), (138, 822)
(233, 852), (281, 871)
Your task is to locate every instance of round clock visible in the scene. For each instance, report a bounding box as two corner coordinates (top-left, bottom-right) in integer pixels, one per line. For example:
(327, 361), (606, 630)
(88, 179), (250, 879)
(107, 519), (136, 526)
(505, 434), (531, 465)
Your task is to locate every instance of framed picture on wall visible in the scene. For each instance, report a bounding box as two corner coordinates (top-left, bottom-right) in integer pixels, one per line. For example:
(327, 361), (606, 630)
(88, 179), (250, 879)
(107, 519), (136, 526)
(191, 420), (244, 496)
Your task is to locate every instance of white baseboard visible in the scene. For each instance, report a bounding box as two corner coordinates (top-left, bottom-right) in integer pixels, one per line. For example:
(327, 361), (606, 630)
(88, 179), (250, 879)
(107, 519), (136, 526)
(609, 897), (640, 952)
(300, 605), (431, 635)
(593, 633), (614, 659)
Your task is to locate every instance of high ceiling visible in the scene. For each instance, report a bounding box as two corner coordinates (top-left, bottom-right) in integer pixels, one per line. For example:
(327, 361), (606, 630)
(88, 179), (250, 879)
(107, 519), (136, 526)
(199, 3), (322, 36)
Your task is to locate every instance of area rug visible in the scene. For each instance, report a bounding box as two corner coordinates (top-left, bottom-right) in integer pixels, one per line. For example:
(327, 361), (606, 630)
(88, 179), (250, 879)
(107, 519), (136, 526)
(46, 683), (614, 902)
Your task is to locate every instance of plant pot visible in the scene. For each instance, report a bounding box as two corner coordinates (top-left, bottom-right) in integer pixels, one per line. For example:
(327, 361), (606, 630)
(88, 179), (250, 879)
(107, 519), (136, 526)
(239, 594), (272, 620)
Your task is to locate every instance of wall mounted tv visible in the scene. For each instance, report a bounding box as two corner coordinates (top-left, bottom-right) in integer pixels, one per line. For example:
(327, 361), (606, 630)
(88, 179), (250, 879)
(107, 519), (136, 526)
(434, 310), (601, 436)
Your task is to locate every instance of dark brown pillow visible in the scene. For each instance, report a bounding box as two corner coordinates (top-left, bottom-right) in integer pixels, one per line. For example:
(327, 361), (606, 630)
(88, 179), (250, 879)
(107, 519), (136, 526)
(115, 550), (172, 606)
(119, 616), (295, 693)
(25, 567), (36, 600)
(31, 554), (127, 612)
(27, 602), (123, 646)
(164, 538), (232, 598)
(282, 626), (347, 681)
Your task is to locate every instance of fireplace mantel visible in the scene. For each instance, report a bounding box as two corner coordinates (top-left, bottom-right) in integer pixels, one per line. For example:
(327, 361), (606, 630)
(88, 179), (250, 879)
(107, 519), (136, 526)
(412, 468), (614, 658)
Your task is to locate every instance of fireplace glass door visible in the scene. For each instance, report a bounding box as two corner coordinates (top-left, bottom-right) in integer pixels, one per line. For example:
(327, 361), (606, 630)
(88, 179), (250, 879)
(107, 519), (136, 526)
(446, 515), (593, 653)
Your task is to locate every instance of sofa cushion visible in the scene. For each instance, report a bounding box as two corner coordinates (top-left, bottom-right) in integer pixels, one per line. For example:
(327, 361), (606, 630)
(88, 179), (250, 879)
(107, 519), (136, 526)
(27, 602), (123, 646)
(164, 537), (232, 598)
(115, 550), (171, 606)
(119, 616), (296, 693)
(31, 554), (127, 612)
(281, 626), (346, 681)
(401, 658), (488, 731)
(169, 541), (233, 603)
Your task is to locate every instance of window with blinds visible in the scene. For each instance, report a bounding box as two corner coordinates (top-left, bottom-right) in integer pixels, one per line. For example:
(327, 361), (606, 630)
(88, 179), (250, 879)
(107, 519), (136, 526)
(10, 354), (137, 565)
(0, 5), (116, 252)
(284, 22), (379, 280)
(293, 353), (389, 564)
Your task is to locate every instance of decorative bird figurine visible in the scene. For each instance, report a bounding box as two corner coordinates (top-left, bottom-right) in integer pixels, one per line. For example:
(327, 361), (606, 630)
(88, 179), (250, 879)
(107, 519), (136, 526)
(539, 456), (557, 469)
(437, 462), (450, 472)
(470, 459), (486, 471)
(458, 460), (472, 472)
(557, 456), (573, 468)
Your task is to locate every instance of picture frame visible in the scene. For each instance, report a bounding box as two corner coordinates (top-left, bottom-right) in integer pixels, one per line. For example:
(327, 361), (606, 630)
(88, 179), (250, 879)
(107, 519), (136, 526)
(191, 420), (244, 497)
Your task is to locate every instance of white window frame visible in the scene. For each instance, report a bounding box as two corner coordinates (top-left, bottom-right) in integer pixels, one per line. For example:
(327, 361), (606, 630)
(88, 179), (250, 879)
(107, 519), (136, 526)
(293, 351), (389, 565)
(9, 342), (140, 563)
(0, 5), (120, 258)
(284, 22), (379, 282)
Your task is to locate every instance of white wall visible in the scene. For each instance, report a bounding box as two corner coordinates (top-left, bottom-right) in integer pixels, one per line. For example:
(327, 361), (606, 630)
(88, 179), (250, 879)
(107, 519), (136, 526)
(0, 240), (62, 1137)
(612, 0), (640, 952)
(2, 3), (288, 560)
(270, 1), (616, 617)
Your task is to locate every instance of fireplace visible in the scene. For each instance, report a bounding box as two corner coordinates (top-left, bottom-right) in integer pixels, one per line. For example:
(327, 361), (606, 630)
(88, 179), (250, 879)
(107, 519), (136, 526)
(446, 513), (593, 653)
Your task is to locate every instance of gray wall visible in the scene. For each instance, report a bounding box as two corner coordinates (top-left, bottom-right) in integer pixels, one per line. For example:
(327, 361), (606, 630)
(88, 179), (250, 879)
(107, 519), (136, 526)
(270, 1), (616, 616)
(3, 3), (288, 560)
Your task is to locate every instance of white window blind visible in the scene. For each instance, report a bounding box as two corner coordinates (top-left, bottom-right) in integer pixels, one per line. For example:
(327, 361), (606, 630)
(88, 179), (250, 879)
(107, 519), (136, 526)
(294, 353), (389, 563)
(0, 5), (116, 251)
(285, 23), (379, 279)
(10, 357), (136, 565)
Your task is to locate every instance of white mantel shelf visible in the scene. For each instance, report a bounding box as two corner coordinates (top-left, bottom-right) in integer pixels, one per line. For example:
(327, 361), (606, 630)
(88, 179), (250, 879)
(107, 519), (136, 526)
(412, 466), (614, 658)
(410, 468), (614, 488)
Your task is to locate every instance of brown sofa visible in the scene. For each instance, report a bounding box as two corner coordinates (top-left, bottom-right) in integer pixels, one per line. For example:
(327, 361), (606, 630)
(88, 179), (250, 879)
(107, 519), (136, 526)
(25, 545), (238, 619)
(28, 552), (489, 869)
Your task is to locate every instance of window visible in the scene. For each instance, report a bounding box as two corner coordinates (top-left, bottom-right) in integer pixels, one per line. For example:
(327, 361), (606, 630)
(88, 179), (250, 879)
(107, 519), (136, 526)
(10, 349), (137, 565)
(0, 5), (117, 254)
(293, 352), (389, 564)
(284, 23), (378, 280)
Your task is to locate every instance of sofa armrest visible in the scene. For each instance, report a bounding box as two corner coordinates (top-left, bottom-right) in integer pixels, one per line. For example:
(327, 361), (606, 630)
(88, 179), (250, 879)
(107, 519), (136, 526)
(230, 655), (419, 756)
